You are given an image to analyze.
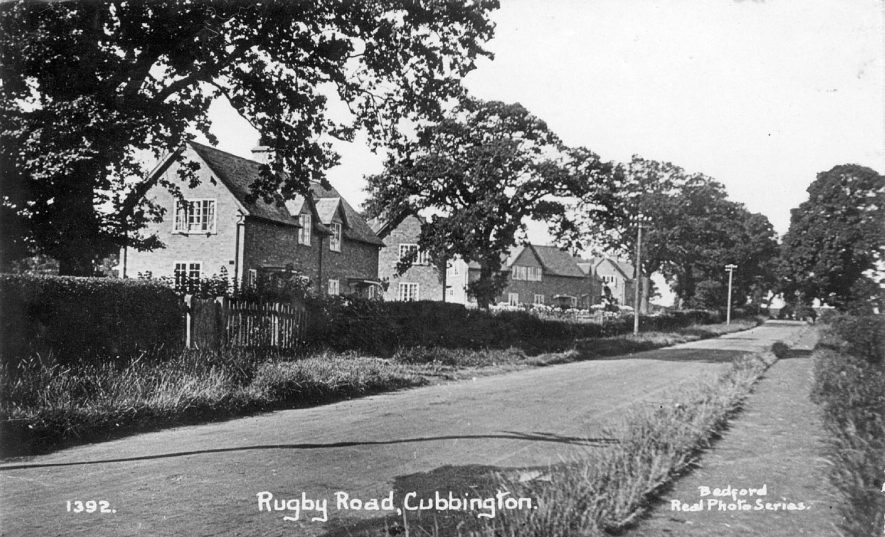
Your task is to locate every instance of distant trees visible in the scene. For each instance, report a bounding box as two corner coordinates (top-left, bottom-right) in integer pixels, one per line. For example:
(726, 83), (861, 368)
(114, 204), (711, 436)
(0, 0), (498, 274)
(778, 164), (884, 311)
(580, 156), (779, 309)
(365, 98), (614, 308)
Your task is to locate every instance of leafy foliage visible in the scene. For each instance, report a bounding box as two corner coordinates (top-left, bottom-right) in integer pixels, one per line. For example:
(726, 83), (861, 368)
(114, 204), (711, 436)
(581, 156), (779, 308)
(0, 0), (498, 274)
(0, 274), (184, 364)
(365, 98), (614, 308)
(778, 164), (885, 309)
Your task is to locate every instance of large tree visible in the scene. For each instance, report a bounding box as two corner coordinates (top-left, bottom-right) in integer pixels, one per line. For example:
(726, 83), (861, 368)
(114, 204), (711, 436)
(0, 0), (497, 274)
(778, 164), (885, 309)
(364, 98), (613, 308)
(579, 155), (778, 309)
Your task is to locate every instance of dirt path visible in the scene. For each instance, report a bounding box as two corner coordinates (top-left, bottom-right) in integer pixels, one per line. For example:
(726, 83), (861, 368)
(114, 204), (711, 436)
(625, 324), (843, 536)
(0, 322), (806, 537)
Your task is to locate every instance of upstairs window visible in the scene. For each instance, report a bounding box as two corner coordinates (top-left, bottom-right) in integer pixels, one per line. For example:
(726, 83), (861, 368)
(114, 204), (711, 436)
(298, 213), (312, 245)
(512, 265), (542, 281)
(173, 199), (216, 234)
(398, 244), (429, 265)
(330, 223), (342, 252)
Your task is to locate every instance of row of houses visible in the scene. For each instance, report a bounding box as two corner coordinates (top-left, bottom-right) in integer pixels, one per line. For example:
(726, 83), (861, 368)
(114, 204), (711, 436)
(122, 142), (637, 308)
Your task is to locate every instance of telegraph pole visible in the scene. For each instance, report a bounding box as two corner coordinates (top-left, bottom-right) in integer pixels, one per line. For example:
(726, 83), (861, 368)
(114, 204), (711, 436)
(725, 264), (737, 325)
(633, 214), (650, 335)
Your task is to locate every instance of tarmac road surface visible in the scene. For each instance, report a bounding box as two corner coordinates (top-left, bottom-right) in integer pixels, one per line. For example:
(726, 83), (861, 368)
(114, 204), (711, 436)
(0, 321), (808, 537)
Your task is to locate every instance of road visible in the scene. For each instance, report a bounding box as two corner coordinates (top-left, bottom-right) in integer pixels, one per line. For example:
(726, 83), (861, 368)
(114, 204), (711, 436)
(0, 321), (807, 537)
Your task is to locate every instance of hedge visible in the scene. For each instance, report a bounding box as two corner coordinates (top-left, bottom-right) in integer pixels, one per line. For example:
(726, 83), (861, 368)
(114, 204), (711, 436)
(0, 274), (185, 365)
(304, 297), (721, 355)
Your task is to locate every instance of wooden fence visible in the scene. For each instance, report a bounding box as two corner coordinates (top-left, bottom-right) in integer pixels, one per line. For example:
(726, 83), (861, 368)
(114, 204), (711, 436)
(185, 296), (308, 350)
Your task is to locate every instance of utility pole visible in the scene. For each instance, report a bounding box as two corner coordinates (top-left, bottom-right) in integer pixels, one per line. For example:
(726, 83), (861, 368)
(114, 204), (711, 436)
(633, 214), (650, 336)
(725, 264), (737, 325)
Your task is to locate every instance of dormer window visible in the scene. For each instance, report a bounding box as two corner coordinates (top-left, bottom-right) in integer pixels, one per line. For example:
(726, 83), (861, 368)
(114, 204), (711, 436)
(330, 223), (342, 252)
(173, 199), (216, 234)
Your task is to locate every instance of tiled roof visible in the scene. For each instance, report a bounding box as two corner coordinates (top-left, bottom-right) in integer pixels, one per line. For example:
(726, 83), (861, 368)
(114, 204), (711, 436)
(529, 245), (586, 278)
(309, 183), (384, 246)
(467, 244), (585, 278)
(188, 141), (297, 226)
(187, 142), (382, 246)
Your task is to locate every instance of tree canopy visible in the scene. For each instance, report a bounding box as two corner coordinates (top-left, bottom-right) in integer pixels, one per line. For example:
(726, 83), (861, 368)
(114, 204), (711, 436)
(0, 0), (498, 274)
(581, 156), (779, 309)
(778, 164), (885, 310)
(364, 98), (614, 308)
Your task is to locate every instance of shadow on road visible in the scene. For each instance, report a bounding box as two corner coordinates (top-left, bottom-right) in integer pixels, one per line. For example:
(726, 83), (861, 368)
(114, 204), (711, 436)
(319, 462), (560, 537)
(590, 348), (747, 364)
(0, 431), (617, 471)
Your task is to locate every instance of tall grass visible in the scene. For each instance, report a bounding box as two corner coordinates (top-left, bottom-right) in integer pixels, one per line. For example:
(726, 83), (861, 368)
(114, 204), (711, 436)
(0, 349), (425, 456)
(811, 313), (885, 537)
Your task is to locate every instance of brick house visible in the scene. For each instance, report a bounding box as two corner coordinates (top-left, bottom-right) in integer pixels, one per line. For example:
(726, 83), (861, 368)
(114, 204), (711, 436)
(462, 245), (595, 308)
(121, 142), (384, 297)
(371, 212), (468, 302)
(579, 257), (636, 306)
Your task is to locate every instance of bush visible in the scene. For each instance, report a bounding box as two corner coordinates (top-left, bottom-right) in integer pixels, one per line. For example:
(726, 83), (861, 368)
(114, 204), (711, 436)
(0, 274), (184, 365)
(302, 297), (721, 356)
(812, 343), (885, 536)
(819, 313), (885, 363)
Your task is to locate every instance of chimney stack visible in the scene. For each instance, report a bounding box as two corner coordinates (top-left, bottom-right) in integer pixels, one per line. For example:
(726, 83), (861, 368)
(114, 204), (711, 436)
(251, 135), (275, 165)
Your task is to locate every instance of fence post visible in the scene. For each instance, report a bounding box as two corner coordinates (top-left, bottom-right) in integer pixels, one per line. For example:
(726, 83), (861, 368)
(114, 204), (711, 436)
(185, 294), (194, 348)
(214, 296), (227, 349)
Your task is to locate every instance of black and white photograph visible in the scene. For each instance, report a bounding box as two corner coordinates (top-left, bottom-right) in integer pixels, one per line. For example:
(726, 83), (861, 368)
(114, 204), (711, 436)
(0, 1), (883, 536)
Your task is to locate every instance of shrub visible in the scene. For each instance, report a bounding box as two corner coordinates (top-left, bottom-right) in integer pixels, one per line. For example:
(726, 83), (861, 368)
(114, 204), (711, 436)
(771, 341), (790, 359)
(0, 274), (184, 365)
(825, 314), (885, 363)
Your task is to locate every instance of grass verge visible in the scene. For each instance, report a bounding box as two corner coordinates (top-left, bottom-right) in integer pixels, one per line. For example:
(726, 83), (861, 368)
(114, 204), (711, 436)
(0, 318), (761, 458)
(811, 314), (885, 537)
(472, 348), (778, 536)
(0, 351), (425, 457)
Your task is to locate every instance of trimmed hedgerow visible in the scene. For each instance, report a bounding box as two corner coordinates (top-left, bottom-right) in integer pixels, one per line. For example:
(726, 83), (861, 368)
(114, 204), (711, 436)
(303, 297), (721, 356)
(0, 274), (184, 365)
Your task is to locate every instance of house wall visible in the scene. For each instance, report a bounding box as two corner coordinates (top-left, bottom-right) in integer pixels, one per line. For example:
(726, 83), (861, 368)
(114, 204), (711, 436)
(245, 216), (379, 296)
(324, 238), (380, 294)
(464, 268), (593, 307)
(596, 260), (634, 305)
(377, 215), (445, 301)
(123, 153), (241, 280)
(242, 217), (319, 287)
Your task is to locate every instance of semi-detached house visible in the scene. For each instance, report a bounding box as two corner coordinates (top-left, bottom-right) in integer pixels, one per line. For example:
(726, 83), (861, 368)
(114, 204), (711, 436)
(121, 142), (384, 297)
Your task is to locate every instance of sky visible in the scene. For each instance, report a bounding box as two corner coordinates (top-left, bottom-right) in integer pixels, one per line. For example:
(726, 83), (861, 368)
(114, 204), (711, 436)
(202, 0), (885, 239)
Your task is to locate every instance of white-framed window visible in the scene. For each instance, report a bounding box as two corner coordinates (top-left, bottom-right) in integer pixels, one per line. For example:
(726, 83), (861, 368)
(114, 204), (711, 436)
(448, 261), (460, 275)
(329, 223), (342, 252)
(533, 294), (544, 305)
(508, 293), (519, 306)
(447, 288), (455, 297)
(511, 265), (542, 281)
(247, 269), (257, 287)
(173, 199), (216, 234)
(173, 261), (201, 287)
(398, 244), (429, 265)
(398, 282), (419, 302)
(298, 213), (312, 245)
(328, 279), (340, 295)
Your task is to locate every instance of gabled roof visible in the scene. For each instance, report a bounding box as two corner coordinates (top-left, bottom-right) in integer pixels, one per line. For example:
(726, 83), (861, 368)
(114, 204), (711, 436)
(371, 211), (425, 239)
(188, 141), (297, 226)
(596, 257), (635, 280)
(185, 142), (383, 246)
(528, 245), (586, 278)
(467, 244), (585, 278)
(310, 183), (384, 246)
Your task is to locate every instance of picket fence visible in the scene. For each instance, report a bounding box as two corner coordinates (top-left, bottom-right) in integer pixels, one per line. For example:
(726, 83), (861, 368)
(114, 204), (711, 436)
(185, 295), (308, 349)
